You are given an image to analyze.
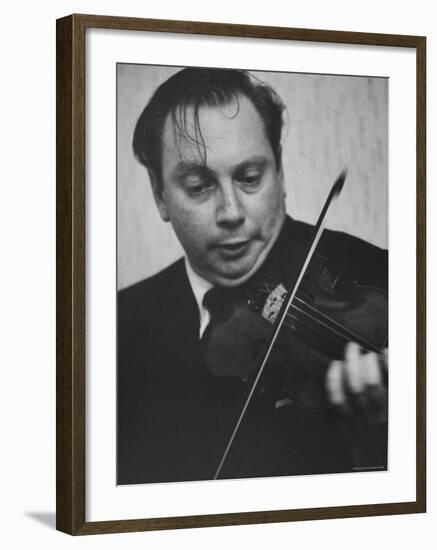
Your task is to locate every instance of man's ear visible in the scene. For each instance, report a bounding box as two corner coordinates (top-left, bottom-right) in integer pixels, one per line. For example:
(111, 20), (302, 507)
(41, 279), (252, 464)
(148, 170), (170, 222)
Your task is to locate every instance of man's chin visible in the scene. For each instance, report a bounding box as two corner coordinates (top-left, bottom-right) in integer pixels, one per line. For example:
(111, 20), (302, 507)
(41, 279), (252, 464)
(207, 261), (260, 288)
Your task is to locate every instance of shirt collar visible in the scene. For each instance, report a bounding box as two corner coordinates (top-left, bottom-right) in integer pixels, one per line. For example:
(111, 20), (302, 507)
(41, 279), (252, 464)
(184, 258), (214, 336)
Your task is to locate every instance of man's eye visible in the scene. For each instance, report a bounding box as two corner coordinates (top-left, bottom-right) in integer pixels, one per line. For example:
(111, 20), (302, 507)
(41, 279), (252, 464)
(238, 172), (262, 188)
(188, 185), (206, 194)
(184, 178), (213, 195)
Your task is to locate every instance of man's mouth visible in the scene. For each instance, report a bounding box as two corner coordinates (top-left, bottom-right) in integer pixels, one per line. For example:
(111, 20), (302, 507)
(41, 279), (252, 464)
(214, 240), (251, 258)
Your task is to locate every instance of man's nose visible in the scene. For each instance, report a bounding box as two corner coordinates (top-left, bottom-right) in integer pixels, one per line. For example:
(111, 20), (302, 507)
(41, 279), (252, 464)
(215, 184), (245, 227)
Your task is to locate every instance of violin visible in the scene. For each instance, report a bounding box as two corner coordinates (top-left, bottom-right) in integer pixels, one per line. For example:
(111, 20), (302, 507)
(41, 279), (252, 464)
(202, 171), (388, 478)
(204, 252), (388, 409)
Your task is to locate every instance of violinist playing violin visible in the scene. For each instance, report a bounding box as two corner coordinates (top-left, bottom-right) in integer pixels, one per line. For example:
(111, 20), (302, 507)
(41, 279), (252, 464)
(117, 67), (388, 484)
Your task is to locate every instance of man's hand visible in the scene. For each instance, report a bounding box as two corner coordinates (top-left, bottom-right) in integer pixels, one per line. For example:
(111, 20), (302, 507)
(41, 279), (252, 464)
(326, 342), (388, 425)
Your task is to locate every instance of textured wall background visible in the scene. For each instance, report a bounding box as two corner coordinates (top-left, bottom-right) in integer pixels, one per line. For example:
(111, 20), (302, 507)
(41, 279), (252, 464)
(117, 64), (388, 289)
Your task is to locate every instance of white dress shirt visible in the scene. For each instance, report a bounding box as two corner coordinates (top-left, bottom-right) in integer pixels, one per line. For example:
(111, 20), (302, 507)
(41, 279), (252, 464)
(184, 258), (214, 337)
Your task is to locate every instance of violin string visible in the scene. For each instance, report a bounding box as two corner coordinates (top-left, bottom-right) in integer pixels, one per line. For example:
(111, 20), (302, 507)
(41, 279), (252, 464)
(292, 293), (383, 351)
(284, 301), (381, 353)
(263, 291), (381, 351)
(283, 310), (349, 347)
(262, 288), (381, 353)
(283, 310), (367, 353)
(260, 284), (383, 351)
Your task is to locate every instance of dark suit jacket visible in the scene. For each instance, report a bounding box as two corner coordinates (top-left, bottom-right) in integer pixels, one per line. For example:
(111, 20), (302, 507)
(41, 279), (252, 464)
(117, 217), (388, 485)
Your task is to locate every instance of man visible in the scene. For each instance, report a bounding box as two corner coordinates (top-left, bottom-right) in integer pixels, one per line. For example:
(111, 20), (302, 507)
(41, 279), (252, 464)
(117, 68), (388, 485)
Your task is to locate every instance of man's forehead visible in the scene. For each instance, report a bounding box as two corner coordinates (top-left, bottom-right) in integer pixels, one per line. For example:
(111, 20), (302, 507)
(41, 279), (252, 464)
(161, 95), (266, 160)
(165, 95), (245, 130)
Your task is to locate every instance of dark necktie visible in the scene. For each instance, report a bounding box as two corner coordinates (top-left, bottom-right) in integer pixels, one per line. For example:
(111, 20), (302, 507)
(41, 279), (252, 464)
(200, 286), (242, 351)
(203, 286), (234, 320)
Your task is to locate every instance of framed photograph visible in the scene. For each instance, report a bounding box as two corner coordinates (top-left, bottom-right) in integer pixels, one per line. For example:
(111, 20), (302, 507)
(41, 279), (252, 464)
(56, 14), (426, 535)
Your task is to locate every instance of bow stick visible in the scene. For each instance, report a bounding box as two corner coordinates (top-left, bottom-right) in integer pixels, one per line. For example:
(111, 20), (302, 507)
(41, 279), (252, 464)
(213, 169), (347, 480)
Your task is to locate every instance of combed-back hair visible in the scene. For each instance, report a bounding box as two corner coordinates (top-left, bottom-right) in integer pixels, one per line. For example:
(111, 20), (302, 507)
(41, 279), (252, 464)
(132, 67), (285, 191)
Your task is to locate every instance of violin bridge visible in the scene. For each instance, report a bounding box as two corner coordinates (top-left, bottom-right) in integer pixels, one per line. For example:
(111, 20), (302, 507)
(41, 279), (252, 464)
(262, 283), (288, 325)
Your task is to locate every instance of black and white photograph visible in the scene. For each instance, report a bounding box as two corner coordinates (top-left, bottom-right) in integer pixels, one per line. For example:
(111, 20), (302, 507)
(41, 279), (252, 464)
(116, 64), (389, 486)
(2, 0), (433, 545)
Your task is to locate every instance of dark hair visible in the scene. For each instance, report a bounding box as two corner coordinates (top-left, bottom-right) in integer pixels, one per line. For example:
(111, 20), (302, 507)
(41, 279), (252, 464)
(132, 68), (285, 191)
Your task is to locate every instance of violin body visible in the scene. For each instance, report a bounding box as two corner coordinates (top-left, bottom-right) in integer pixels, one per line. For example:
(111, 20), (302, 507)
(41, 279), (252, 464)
(204, 253), (388, 409)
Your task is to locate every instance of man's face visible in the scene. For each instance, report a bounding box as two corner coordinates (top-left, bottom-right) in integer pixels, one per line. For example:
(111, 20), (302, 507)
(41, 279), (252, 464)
(153, 95), (286, 287)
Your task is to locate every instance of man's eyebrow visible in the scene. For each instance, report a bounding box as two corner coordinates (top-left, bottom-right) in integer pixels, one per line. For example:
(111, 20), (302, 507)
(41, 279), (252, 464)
(171, 155), (269, 179)
(233, 156), (269, 173)
(171, 161), (212, 179)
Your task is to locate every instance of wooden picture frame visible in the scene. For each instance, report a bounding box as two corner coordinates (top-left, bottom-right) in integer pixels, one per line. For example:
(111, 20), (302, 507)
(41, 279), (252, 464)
(56, 13), (426, 535)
